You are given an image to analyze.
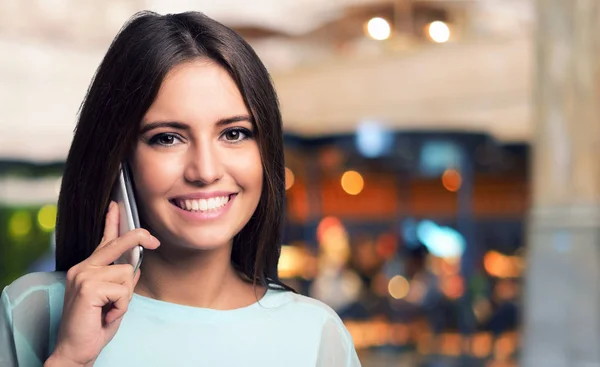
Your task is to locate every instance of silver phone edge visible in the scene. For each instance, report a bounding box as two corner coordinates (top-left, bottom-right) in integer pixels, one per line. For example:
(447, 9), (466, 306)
(116, 164), (144, 274)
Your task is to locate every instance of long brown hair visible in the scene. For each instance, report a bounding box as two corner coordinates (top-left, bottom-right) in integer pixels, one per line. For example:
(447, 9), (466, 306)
(55, 11), (293, 292)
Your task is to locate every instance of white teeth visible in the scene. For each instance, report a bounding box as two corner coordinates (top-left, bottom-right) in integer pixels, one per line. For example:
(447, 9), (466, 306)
(176, 196), (230, 212)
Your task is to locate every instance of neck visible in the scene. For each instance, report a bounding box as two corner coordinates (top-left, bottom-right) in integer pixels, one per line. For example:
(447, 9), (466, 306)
(135, 242), (261, 309)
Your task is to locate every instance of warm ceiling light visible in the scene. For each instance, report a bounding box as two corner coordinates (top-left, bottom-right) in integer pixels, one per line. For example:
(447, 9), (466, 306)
(428, 21), (450, 43)
(341, 171), (364, 195)
(366, 17), (391, 41)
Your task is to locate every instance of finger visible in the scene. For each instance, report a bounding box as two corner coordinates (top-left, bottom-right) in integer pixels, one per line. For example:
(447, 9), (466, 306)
(79, 280), (129, 308)
(86, 283), (131, 325)
(90, 229), (160, 267)
(100, 201), (119, 245)
(105, 287), (130, 325)
(88, 264), (136, 289)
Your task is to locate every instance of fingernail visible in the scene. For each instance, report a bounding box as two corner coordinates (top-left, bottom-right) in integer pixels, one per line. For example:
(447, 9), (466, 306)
(152, 236), (161, 246)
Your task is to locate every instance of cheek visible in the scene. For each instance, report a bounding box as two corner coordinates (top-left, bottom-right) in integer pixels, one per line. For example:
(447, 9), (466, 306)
(230, 147), (263, 191)
(131, 148), (179, 199)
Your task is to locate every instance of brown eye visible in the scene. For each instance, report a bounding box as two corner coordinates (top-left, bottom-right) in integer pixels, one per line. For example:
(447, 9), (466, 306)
(221, 128), (252, 143)
(225, 130), (240, 141)
(158, 135), (175, 144)
(148, 133), (182, 147)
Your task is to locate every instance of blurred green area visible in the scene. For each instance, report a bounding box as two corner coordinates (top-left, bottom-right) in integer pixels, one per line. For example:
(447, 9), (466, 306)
(0, 161), (62, 289)
(0, 205), (54, 288)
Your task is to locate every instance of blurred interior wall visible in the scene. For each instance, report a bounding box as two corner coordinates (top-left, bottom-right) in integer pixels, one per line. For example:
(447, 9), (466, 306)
(523, 1), (600, 366)
(272, 38), (531, 142)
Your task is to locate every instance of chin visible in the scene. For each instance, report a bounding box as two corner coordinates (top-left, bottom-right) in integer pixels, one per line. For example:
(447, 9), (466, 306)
(168, 229), (235, 251)
(182, 240), (230, 251)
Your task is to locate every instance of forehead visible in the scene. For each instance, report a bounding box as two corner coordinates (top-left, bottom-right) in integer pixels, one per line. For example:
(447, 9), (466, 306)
(143, 60), (249, 125)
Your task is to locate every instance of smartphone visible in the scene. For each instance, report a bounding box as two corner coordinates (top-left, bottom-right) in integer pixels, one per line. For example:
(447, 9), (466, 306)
(111, 163), (143, 274)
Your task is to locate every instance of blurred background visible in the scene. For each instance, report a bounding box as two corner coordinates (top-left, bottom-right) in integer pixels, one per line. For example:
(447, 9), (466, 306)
(1, 0), (599, 366)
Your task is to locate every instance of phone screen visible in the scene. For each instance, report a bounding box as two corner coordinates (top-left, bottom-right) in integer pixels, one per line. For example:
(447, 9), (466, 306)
(111, 164), (144, 274)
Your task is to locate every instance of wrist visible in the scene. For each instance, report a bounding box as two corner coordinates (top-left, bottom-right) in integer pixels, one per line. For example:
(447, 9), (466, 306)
(45, 349), (95, 367)
(44, 353), (78, 367)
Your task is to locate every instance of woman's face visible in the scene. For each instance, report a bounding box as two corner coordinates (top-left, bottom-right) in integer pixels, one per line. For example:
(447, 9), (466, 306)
(131, 60), (263, 251)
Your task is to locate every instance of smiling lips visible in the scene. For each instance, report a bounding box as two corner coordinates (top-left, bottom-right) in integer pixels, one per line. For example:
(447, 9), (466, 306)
(170, 193), (236, 213)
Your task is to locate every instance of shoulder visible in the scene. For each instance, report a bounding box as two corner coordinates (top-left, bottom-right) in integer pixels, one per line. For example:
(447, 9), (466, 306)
(2, 271), (66, 310)
(266, 289), (352, 337)
(1, 273), (66, 365)
(268, 291), (360, 364)
(286, 292), (346, 323)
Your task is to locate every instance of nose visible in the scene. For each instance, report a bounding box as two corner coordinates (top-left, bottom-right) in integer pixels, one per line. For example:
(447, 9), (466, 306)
(183, 141), (223, 186)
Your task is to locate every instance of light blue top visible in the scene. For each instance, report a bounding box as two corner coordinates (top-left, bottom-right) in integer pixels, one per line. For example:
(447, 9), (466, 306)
(1, 272), (361, 366)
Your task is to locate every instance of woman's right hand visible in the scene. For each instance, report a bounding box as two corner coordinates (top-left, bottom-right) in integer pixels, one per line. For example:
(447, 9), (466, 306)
(46, 201), (160, 367)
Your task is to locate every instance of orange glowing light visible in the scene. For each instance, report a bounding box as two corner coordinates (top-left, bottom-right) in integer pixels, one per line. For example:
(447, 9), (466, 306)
(484, 251), (523, 278)
(442, 169), (462, 192)
(341, 170), (364, 195)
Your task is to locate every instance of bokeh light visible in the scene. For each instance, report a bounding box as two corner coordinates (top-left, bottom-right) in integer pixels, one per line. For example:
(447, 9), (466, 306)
(9, 210), (32, 239)
(341, 170), (364, 195)
(38, 204), (57, 232)
(440, 274), (465, 299)
(472, 333), (493, 358)
(316, 216), (350, 266)
(404, 279), (427, 304)
(278, 245), (305, 278)
(416, 220), (466, 258)
(366, 17), (391, 41)
(442, 168), (462, 192)
(355, 121), (393, 158)
(388, 275), (410, 299)
(284, 167), (295, 190)
(428, 21), (450, 43)
(317, 216), (343, 242)
(484, 251), (523, 278)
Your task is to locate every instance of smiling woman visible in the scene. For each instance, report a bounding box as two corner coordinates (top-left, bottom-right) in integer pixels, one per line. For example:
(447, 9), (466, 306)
(133, 63), (264, 255)
(0, 11), (361, 367)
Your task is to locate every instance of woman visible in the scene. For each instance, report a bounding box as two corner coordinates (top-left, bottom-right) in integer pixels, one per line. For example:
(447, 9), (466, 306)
(0, 11), (361, 367)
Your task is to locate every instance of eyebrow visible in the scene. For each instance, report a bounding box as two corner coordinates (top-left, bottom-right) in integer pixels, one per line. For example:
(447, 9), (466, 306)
(140, 114), (253, 134)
